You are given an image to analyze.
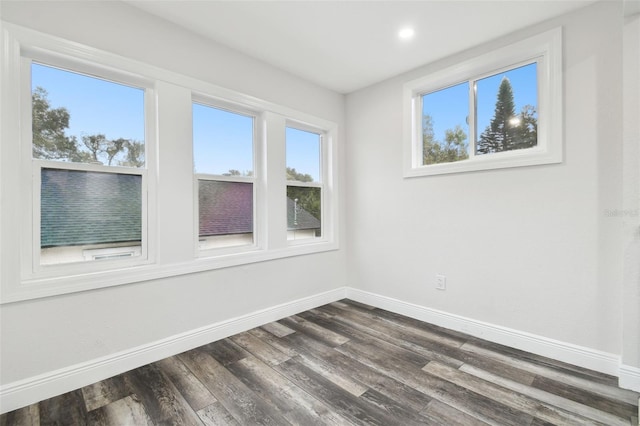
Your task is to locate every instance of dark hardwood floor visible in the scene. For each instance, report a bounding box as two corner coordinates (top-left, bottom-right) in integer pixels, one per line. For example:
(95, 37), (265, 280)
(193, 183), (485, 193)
(2, 299), (639, 425)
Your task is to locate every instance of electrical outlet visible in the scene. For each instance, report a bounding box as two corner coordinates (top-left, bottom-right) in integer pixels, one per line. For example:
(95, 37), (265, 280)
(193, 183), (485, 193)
(436, 274), (446, 290)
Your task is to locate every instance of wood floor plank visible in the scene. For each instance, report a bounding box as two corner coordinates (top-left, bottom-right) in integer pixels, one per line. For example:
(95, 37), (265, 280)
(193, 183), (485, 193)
(281, 329), (430, 411)
(230, 331), (291, 366)
(274, 357), (421, 426)
(457, 362), (633, 426)
(197, 402), (240, 426)
(0, 404), (40, 426)
(227, 354), (354, 425)
(179, 348), (290, 425)
(425, 361), (608, 425)
(421, 399), (491, 426)
(260, 321), (296, 338)
(85, 395), (153, 426)
(200, 338), (248, 366)
(532, 374), (638, 421)
(81, 374), (129, 412)
(122, 363), (202, 425)
(155, 356), (217, 411)
(461, 342), (640, 405)
(279, 315), (350, 347)
(335, 339), (534, 426)
(38, 389), (88, 425)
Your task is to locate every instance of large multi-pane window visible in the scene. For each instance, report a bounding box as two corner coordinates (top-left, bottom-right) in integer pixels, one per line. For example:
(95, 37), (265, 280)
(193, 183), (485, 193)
(193, 102), (255, 250)
(286, 126), (322, 241)
(2, 24), (338, 302)
(31, 62), (147, 266)
(404, 28), (562, 176)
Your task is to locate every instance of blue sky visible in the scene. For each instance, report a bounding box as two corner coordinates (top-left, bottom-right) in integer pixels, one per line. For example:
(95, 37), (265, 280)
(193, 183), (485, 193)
(422, 62), (538, 145)
(33, 62), (321, 180)
(32, 62), (145, 142)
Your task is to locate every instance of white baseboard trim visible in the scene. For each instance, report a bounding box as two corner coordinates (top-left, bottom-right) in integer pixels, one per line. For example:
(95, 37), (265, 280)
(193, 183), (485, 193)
(619, 364), (640, 392)
(346, 288), (621, 377)
(0, 286), (348, 414)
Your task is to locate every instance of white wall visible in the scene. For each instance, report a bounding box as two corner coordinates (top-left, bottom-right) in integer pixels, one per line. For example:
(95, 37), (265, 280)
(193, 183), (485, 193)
(346, 1), (626, 358)
(0, 0), (346, 387)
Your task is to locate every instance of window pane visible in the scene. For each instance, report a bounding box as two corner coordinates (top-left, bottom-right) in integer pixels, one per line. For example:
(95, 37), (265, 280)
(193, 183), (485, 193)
(193, 104), (254, 176)
(421, 82), (470, 165)
(31, 63), (145, 167)
(476, 62), (538, 154)
(40, 168), (142, 265)
(199, 180), (253, 249)
(287, 186), (321, 240)
(286, 127), (320, 183)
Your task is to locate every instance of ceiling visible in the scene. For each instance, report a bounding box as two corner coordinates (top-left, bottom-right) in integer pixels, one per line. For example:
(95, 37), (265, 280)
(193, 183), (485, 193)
(127, 0), (596, 94)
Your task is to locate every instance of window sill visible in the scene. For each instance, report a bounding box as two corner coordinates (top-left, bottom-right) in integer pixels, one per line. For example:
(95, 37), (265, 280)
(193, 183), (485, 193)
(4, 241), (339, 304)
(403, 146), (563, 178)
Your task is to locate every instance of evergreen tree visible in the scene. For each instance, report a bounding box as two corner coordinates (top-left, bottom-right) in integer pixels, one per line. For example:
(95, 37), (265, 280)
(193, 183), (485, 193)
(477, 77), (538, 154)
(477, 77), (518, 154)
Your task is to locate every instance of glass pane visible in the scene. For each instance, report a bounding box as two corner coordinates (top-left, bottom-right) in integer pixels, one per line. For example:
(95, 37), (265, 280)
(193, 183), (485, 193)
(476, 62), (538, 154)
(199, 180), (253, 249)
(40, 168), (142, 265)
(31, 63), (145, 167)
(286, 127), (320, 183)
(421, 82), (470, 165)
(193, 104), (254, 176)
(287, 186), (321, 240)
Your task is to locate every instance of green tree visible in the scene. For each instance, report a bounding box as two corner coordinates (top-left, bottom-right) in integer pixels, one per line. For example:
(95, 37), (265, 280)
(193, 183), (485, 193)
(32, 87), (80, 160)
(286, 167), (313, 182)
(477, 77), (537, 154)
(32, 86), (144, 167)
(423, 115), (469, 165)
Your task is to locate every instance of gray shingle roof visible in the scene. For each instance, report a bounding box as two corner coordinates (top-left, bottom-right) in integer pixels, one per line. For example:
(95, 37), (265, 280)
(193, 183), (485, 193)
(286, 197), (321, 231)
(41, 168), (142, 248)
(199, 180), (253, 236)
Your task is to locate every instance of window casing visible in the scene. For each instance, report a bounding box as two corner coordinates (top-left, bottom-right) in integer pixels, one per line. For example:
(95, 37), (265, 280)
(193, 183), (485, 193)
(403, 27), (563, 177)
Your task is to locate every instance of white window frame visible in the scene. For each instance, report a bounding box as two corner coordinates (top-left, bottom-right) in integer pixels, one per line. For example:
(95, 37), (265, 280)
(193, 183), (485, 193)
(285, 122), (326, 244)
(403, 27), (563, 177)
(19, 47), (157, 282)
(192, 97), (260, 256)
(0, 23), (339, 304)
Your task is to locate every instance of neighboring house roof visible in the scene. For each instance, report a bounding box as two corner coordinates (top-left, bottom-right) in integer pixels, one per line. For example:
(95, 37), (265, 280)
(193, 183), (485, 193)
(199, 180), (321, 236)
(41, 168), (142, 248)
(199, 180), (253, 236)
(286, 197), (321, 231)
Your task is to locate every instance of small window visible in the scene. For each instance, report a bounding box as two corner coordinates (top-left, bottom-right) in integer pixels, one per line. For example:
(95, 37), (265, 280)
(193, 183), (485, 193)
(286, 127), (322, 241)
(404, 28), (562, 177)
(193, 102), (255, 250)
(31, 62), (147, 267)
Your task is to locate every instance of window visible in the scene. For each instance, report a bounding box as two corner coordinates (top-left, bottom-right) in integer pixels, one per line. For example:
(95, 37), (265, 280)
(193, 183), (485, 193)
(404, 28), (562, 176)
(193, 102), (256, 251)
(30, 62), (149, 268)
(1, 23), (338, 303)
(286, 126), (323, 241)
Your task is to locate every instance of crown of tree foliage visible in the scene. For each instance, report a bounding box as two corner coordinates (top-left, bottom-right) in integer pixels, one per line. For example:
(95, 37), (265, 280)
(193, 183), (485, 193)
(32, 87), (144, 167)
(476, 77), (537, 155)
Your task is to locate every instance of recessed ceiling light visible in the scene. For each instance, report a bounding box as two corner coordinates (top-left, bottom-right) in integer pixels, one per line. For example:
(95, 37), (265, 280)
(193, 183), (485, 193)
(398, 27), (415, 40)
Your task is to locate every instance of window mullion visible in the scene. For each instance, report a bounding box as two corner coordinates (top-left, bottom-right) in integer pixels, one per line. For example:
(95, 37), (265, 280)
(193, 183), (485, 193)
(469, 79), (477, 158)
